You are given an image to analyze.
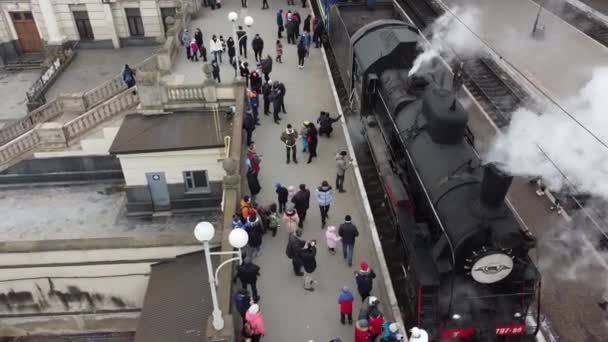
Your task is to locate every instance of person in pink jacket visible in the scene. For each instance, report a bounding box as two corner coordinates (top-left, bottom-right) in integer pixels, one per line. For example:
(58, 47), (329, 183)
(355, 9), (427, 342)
(325, 225), (341, 255)
(190, 39), (199, 62)
(245, 303), (266, 341)
(283, 208), (300, 234)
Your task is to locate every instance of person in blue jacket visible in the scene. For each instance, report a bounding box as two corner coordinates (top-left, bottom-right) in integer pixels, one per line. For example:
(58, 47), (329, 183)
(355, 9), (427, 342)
(277, 10), (284, 39)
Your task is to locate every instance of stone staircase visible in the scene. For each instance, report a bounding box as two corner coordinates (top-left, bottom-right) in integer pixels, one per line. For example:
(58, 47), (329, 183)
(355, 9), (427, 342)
(2, 53), (45, 71)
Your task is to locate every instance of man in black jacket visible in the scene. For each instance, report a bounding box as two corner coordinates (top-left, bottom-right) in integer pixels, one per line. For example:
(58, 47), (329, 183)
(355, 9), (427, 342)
(235, 257), (261, 299)
(286, 229), (305, 275)
(338, 215), (359, 267)
(251, 34), (264, 62)
(317, 111), (342, 137)
(262, 80), (272, 115)
(291, 184), (310, 228)
(237, 26), (247, 58)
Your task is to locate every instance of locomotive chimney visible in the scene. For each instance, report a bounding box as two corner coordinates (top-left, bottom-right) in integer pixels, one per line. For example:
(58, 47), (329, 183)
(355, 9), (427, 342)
(480, 163), (513, 208)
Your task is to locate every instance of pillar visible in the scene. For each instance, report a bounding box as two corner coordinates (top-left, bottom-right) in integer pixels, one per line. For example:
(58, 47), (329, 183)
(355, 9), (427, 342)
(102, 3), (120, 49)
(37, 0), (64, 45)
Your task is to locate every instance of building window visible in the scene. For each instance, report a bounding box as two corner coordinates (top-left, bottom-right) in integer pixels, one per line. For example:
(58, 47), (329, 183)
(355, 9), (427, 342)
(160, 7), (176, 36)
(183, 170), (209, 192)
(125, 8), (144, 37)
(73, 11), (94, 40)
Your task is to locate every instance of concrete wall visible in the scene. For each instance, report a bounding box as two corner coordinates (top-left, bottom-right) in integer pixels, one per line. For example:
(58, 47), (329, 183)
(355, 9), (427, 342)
(117, 148), (225, 187)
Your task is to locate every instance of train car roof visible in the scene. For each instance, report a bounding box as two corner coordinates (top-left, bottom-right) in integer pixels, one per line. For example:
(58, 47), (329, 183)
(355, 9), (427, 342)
(352, 21), (419, 75)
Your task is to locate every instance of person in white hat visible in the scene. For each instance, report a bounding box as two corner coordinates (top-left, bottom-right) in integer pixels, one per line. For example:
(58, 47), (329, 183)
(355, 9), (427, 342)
(409, 327), (428, 342)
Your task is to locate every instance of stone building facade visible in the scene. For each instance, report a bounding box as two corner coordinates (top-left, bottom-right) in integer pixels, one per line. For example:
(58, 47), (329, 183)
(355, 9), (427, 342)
(0, 0), (191, 63)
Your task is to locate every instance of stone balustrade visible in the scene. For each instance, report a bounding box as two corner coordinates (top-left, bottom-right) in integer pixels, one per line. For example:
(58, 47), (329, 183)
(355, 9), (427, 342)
(0, 131), (41, 169)
(64, 90), (139, 142)
(166, 85), (206, 102)
(0, 100), (63, 146)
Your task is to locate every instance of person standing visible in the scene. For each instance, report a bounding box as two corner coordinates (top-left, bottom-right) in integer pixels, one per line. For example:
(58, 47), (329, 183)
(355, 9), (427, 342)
(243, 111), (255, 146)
(286, 228), (305, 275)
(276, 10), (284, 38)
(276, 40), (283, 63)
(299, 240), (317, 291)
(336, 151), (353, 193)
(210, 35), (223, 63)
(286, 17), (296, 45)
(252, 34), (264, 62)
(355, 261), (376, 301)
(247, 168), (261, 206)
(250, 71), (262, 94)
(291, 184), (310, 228)
(276, 81), (287, 113)
(248, 89), (260, 125)
(260, 55), (272, 82)
(227, 36), (236, 65)
(338, 215), (359, 267)
(303, 31), (312, 57)
(275, 183), (288, 213)
(297, 38), (307, 69)
(303, 14), (311, 34)
(262, 80), (272, 115)
(211, 59), (221, 83)
(240, 61), (250, 86)
(381, 322), (400, 342)
(247, 212), (263, 258)
(182, 29), (192, 60)
(368, 309), (385, 341)
(300, 122), (309, 153)
(241, 0), (247, 8)
(190, 39), (199, 62)
(280, 124), (298, 164)
(283, 208), (300, 235)
(358, 296), (380, 320)
(194, 28), (204, 57)
(355, 319), (372, 342)
(262, 0), (269, 9)
(314, 19), (324, 48)
(240, 195), (256, 221)
(306, 122), (318, 163)
(245, 304), (266, 342)
(267, 204), (280, 237)
(235, 257), (261, 299)
(270, 86), (282, 124)
(237, 26), (248, 58)
(246, 142), (262, 175)
(293, 11), (301, 39)
(326, 225), (341, 254)
(122, 64), (137, 94)
(233, 288), (251, 319)
(316, 180), (334, 227)
(338, 286), (354, 325)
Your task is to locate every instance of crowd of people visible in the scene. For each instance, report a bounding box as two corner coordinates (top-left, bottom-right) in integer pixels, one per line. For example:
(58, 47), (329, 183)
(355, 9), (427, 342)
(176, 2), (417, 342)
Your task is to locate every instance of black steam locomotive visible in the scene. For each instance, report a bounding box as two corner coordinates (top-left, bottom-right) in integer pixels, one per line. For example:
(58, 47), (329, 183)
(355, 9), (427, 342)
(323, 1), (541, 340)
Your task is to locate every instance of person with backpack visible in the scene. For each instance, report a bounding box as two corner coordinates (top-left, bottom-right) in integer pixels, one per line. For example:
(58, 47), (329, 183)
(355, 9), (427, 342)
(122, 64), (137, 95)
(338, 286), (354, 325)
(240, 195), (256, 221)
(266, 203), (280, 237)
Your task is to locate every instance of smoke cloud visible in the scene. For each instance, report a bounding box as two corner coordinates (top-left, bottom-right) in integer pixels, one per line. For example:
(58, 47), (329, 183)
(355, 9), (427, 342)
(487, 67), (608, 198)
(409, 6), (483, 76)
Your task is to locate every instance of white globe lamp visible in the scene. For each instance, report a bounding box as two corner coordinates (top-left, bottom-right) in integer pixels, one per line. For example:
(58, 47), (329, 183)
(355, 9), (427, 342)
(244, 16), (254, 27)
(228, 11), (238, 22)
(229, 228), (249, 249)
(194, 221), (215, 242)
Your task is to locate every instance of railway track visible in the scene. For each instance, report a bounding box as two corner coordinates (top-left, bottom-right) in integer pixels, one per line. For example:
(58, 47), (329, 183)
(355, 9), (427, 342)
(396, 0), (529, 129)
(531, 0), (608, 48)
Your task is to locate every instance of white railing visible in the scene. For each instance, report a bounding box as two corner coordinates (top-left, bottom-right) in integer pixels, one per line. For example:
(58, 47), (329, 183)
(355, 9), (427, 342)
(0, 131), (41, 167)
(0, 100), (63, 145)
(166, 85), (205, 102)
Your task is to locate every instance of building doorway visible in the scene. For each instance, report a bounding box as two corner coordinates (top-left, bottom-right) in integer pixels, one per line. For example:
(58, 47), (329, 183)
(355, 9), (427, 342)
(73, 11), (94, 41)
(10, 11), (42, 52)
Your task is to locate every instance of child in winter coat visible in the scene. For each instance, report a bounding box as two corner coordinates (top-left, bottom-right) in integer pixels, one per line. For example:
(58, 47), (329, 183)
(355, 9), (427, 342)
(190, 39), (199, 62)
(233, 214), (246, 230)
(325, 225), (341, 254)
(282, 208), (300, 234)
(368, 310), (385, 341)
(355, 319), (371, 342)
(267, 203), (280, 237)
(338, 286), (354, 325)
(245, 304), (266, 340)
(276, 40), (283, 63)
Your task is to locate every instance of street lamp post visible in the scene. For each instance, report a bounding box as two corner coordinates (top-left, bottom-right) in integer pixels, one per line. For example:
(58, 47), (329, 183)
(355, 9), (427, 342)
(228, 12), (254, 80)
(194, 221), (249, 331)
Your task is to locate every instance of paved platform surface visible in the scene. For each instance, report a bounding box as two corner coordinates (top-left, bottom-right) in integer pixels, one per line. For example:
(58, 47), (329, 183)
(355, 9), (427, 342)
(0, 71), (39, 126)
(173, 1), (396, 341)
(444, 0), (608, 103)
(45, 46), (158, 101)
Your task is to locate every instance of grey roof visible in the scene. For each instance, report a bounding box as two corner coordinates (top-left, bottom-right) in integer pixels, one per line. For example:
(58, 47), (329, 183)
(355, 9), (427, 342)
(352, 23), (419, 75)
(135, 251), (218, 342)
(110, 112), (229, 155)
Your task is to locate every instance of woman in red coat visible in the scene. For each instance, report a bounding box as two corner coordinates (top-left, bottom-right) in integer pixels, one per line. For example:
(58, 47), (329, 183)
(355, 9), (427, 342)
(368, 310), (385, 341)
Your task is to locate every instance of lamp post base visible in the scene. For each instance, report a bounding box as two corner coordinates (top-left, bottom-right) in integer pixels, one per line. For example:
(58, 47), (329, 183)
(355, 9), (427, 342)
(206, 314), (234, 342)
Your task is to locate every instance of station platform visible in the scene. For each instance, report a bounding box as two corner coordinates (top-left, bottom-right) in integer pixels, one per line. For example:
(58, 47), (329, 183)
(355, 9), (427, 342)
(171, 1), (400, 341)
(443, 0), (608, 103)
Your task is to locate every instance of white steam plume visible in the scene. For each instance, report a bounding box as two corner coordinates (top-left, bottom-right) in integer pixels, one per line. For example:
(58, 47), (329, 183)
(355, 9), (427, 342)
(409, 6), (483, 76)
(487, 67), (608, 199)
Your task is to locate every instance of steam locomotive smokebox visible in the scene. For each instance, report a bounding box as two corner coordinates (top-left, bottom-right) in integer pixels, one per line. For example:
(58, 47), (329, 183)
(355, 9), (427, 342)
(481, 163), (513, 208)
(422, 87), (467, 144)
